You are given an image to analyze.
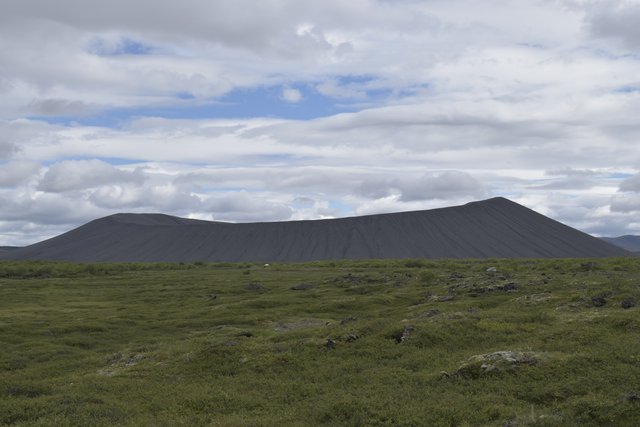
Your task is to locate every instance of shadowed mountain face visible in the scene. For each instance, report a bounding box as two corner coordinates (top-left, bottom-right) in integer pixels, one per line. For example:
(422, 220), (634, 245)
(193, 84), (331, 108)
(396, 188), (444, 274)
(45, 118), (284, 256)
(0, 246), (21, 255)
(601, 235), (640, 253)
(1, 198), (629, 262)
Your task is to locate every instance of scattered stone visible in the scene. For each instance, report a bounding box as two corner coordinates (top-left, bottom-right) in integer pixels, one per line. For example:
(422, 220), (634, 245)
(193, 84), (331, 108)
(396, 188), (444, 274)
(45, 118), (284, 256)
(263, 263), (270, 267)
(449, 272), (464, 279)
(486, 267), (497, 273)
(428, 294), (455, 302)
(274, 319), (326, 332)
(344, 333), (359, 343)
(325, 338), (336, 350)
(340, 316), (358, 325)
(246, 282), (265, 292)
(515, 293), (554, 305)
(290, 283), (314, 291)
(422, 309), (440, 318)
(498, 282), (518, 292)
(627, 392), (640, 402)
(469, 282), (518, 295)
(454, 351), (539, 378)
(591, 295), (607, 307)
(394, 325), (415, 343)
(497, 273), (511, 280)
(125, 354), (145, 366)
(621, 298), (636, 309)
(581, 262), (596, 271)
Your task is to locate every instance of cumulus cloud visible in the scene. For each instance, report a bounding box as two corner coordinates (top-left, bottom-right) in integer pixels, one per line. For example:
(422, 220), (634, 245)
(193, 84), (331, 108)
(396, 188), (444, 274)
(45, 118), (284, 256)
(586, 2), (640, 48)
(28, 98), (97, 117)
(619, 173), (640, 193)
(530, 169), (603, 190)
(353, 171), (486, 202)
(610, 193), (640, 213)
(0, 161), (40, 187)
(0, 140), (16, 159)
(397, 171), (486, 202)
(203, 192), (293, 222)
(38, 159), (146, 193)
(0, 191), (103, 225)
(89, 183), (201, 211)
(281, 87), (302, 103)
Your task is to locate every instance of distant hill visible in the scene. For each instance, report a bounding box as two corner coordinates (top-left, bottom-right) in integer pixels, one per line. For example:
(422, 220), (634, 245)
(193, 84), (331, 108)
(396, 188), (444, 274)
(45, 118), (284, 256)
(601, 235), (640, 253)
(0, 246), (21, 255)
(0, 197), (629, 262)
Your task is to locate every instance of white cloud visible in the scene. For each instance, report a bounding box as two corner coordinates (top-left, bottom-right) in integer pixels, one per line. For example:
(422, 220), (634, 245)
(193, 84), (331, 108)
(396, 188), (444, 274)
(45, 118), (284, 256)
(619, 173), (640, 193)
(38, 159), (146, 192)
(89, 183), (201, 211)
(586, 2), (640, 48)
(0, 160), (40, 187)
(397, 171), (486, 202)
(203, 191), (293, 222)
(281, 87), (302, 103)
(0, 140), (16, 159)
(611, 193), (640, 213)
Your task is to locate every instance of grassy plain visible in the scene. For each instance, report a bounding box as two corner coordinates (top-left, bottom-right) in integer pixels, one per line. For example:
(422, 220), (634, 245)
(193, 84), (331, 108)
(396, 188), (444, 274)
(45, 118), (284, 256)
(1, 258), (640, 426)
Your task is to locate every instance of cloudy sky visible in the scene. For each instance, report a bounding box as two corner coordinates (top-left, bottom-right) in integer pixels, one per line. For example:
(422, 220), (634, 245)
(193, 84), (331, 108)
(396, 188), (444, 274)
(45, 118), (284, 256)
(1, 0), (640, 246)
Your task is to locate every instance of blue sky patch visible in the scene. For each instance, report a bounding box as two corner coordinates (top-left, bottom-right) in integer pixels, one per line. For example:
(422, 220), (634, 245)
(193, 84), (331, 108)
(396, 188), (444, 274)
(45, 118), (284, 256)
(89, 37), (154, 56)
(28, 76), (422, 129)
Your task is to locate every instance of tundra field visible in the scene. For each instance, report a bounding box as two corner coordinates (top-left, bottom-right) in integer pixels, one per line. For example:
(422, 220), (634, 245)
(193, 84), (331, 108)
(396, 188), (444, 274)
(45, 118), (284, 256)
(1, 258), (640, 426)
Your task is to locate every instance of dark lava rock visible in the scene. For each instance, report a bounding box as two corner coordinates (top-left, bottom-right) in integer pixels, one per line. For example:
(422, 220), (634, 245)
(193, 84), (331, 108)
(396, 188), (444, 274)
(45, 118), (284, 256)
(627, 392), (640, 402)
(591, 295), (607, 307)
(291, 283), (315, 291)
(581, 262), (596, 271)
(340, 316), (358, 325)
(394, 325), (415, 343)
(455, 351), (539, 379)
(498, 282), (518, 292)
(429, 294), (455, 302)
(469, 282), (518, 295)
(344, 333), (359, 343)
(621, 298), (636, 309)
(246, 282), (265, 292)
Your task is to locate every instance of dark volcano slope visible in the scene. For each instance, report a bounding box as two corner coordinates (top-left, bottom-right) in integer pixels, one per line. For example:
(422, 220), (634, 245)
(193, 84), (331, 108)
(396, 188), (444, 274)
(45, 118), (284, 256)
(0, 246), (21, 255)
(3, 197), (628, 262)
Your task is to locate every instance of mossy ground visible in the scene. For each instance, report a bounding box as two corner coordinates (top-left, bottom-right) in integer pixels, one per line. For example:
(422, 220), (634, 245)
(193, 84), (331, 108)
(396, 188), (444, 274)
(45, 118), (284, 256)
(1, 258), (640, 426)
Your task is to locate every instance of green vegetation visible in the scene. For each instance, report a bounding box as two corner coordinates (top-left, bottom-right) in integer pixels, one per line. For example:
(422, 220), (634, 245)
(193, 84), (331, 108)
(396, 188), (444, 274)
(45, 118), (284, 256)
(1, 258), (640, 426)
